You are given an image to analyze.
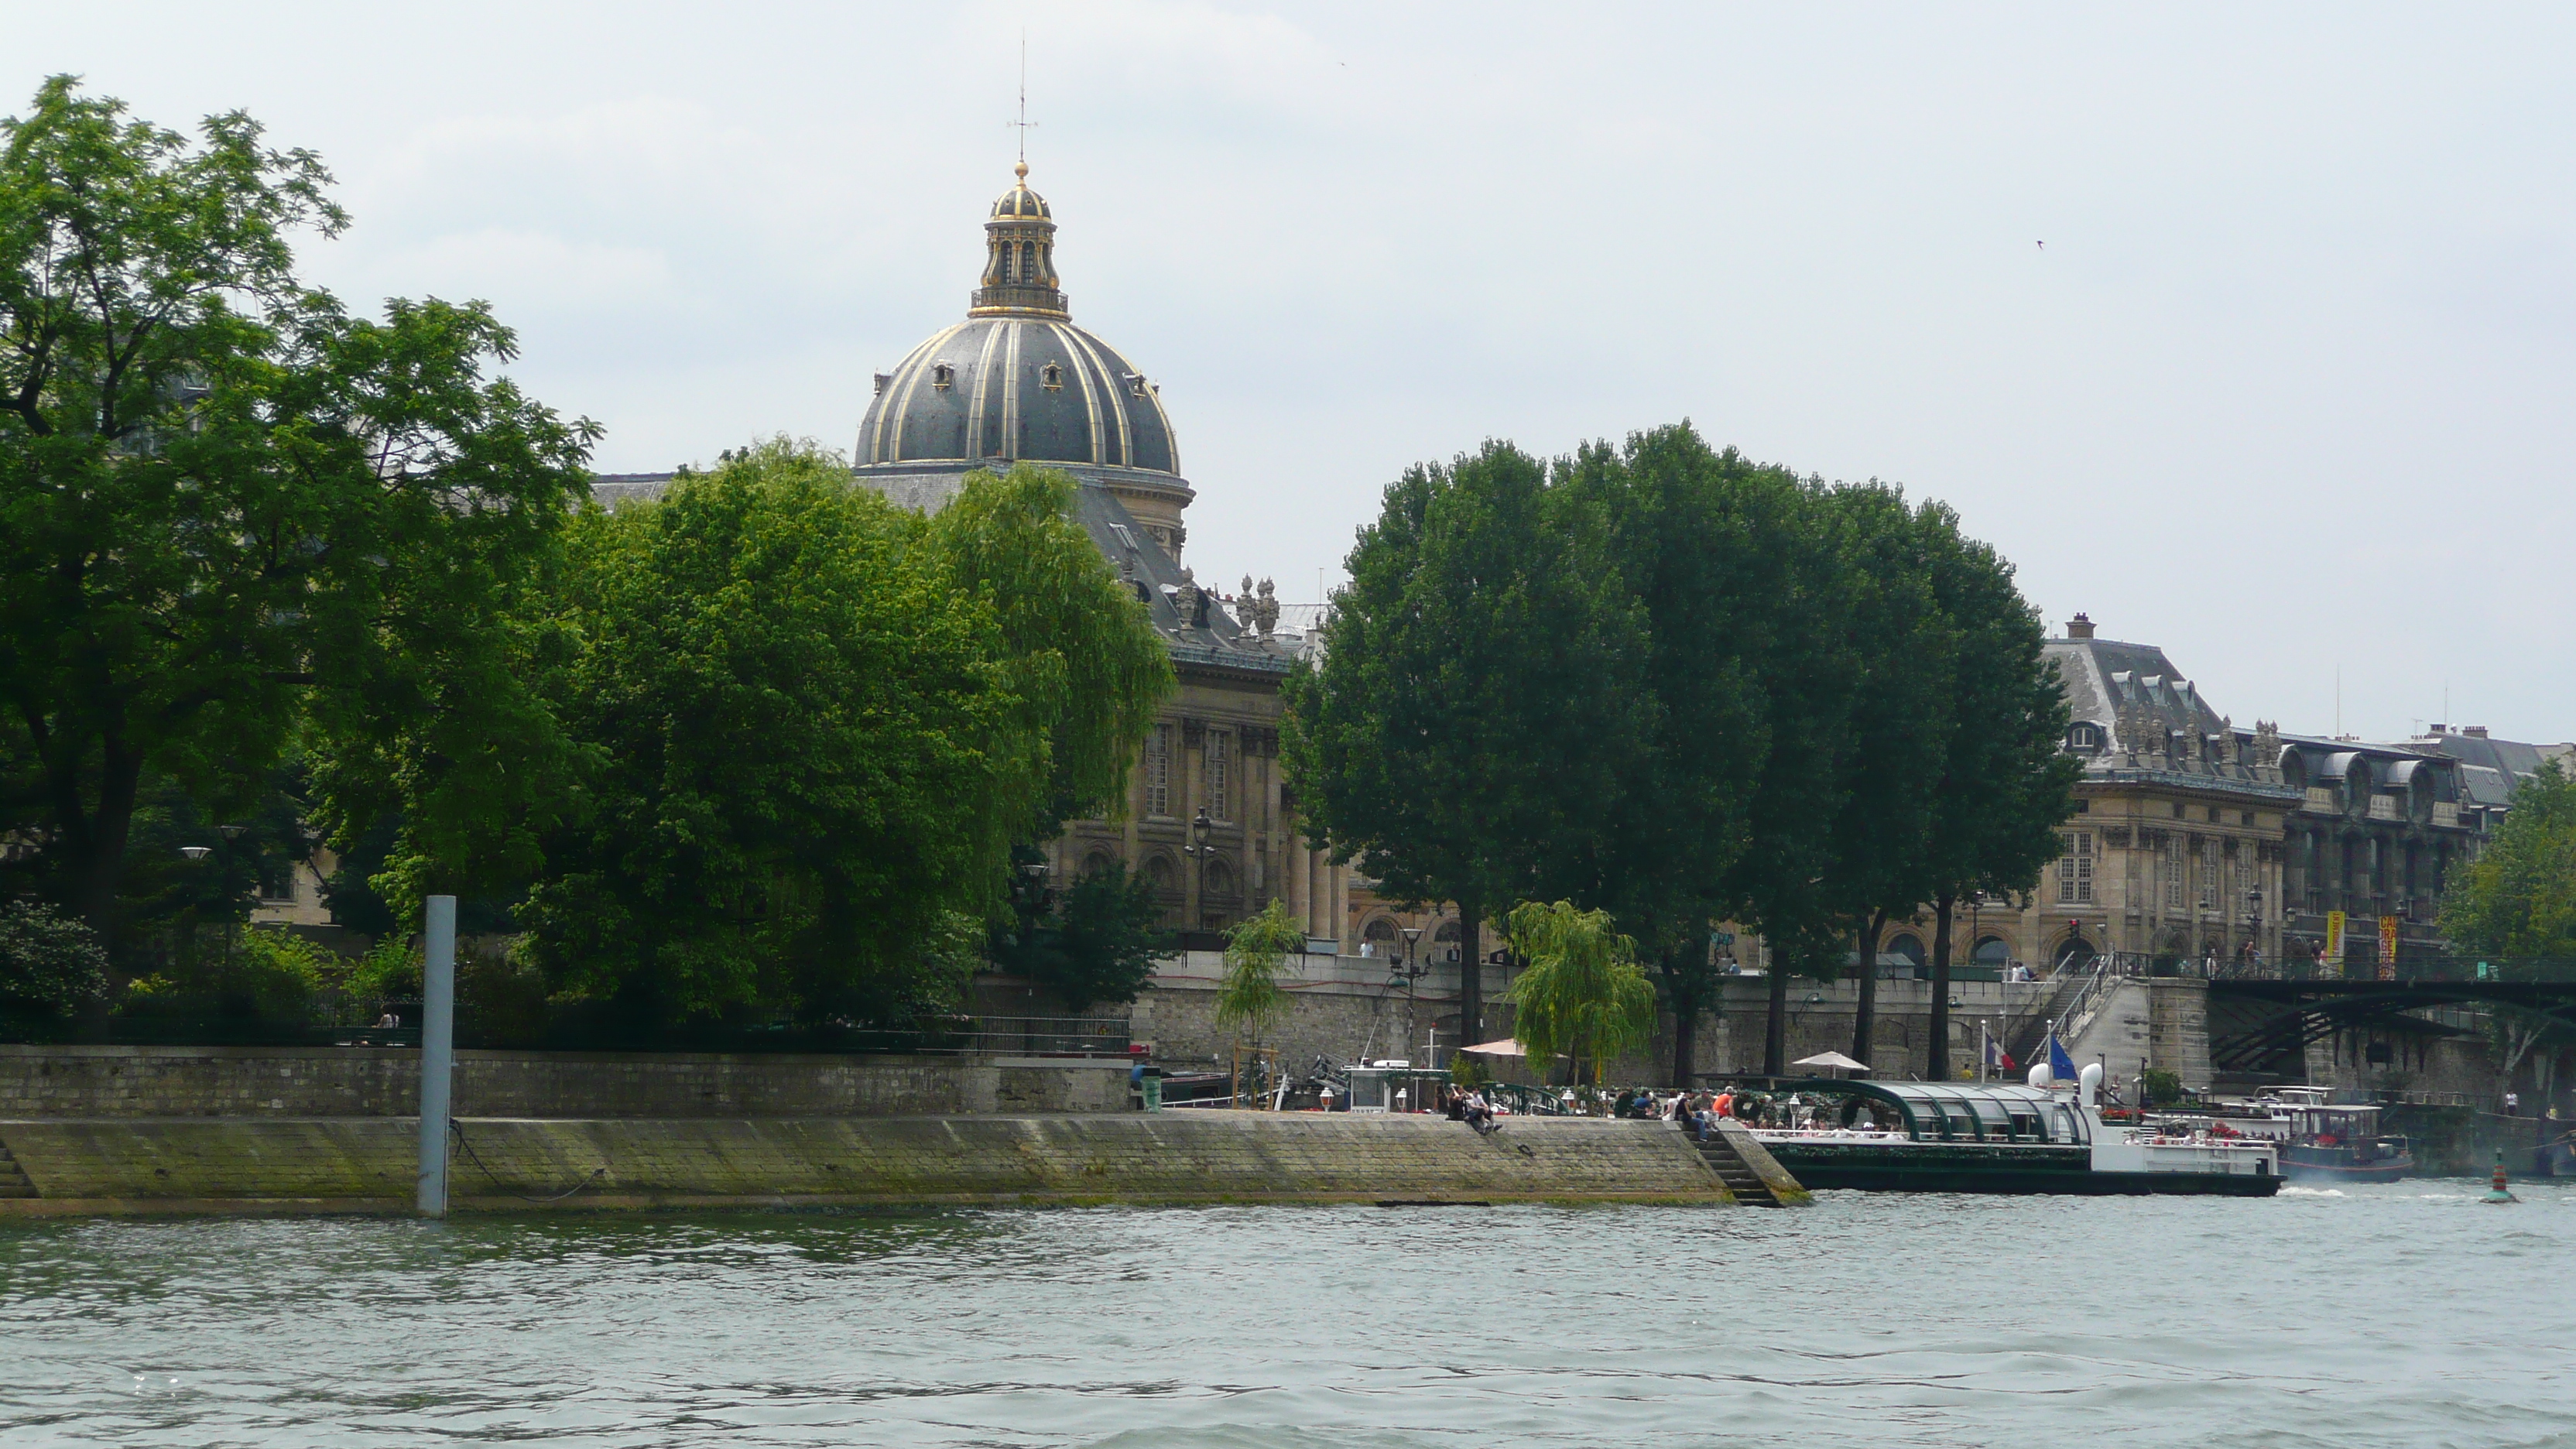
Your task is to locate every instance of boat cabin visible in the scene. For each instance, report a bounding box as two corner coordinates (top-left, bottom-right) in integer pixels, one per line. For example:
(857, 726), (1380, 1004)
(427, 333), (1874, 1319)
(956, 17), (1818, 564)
(1756, 1081), (2092, 1146)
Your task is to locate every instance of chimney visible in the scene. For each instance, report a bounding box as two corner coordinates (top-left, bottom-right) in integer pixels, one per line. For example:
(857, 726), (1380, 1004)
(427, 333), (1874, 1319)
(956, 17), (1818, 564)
(2067, 613), (2095, 640)
(2464, 725), (2489, 739)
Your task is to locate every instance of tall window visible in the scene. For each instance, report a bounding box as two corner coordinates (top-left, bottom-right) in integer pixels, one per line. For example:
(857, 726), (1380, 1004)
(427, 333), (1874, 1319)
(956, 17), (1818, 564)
(1144, 724), (1173, 817)
(2198, 840), (2218, 909)
(1204, 730), (1231, 822)
(2057, 831), (2094, 904)
(2163, 835), (2185, 909)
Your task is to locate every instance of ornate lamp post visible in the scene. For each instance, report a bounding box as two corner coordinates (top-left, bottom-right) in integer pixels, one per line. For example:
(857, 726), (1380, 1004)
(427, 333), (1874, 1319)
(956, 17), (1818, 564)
(2243, 886), (2265, 975)
(1180, 807), (1215, 931)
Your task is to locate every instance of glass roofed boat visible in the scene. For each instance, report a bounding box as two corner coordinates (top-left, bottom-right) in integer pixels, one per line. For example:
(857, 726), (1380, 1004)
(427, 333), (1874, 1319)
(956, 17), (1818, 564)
(1716, 1069), (2280, 1196)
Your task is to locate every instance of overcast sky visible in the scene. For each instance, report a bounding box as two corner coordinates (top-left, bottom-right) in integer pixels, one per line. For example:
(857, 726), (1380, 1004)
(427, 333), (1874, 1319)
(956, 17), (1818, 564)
(12, 3), (2572, 744)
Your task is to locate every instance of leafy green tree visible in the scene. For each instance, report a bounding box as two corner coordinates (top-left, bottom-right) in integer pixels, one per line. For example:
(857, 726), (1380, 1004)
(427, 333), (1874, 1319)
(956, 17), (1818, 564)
(0, 900), (110, 1016)
(1503, 899), (1657, 1084)
(2440, 759), (2576, 1094)
(1809, 484), (1958, 1068)
(0, 78), (594, 955)
(520, 443), (1011, 1023)
(1013, 862), (1168, 1014)
(1557, 426), (1781, 1087)
(1215, 898), (1303, 1049)
(1283, 440), (1651, 1049)
(2442, 759), (2576, 958)
(926, 462), (1174, 832)
(1914, 512), (2079, 1080)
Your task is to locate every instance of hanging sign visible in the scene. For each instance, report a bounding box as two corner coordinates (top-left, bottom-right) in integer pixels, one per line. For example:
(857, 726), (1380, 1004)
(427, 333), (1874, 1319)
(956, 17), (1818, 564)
(2323, 910), (2346, 967)
(2379, 915), (2400, 979)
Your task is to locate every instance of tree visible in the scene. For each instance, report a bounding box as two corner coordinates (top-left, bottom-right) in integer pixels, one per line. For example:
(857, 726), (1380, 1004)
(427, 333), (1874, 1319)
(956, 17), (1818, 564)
(2439, 759), (2576, 1098)
(1283, 440), (1651, 1052)
(1913, 509), (2079, 1081)
(924, 462), (1174, 833)
(1810, 484), (1958, 1070)
(0, 79), (595, 956)
(1215, 898), (1303, 1048)
(0, 900), (109, 1016)
(2441, 759), (2576, 960)
(1551, 427), (1776, 1087)
(1019, 862), (1168, 1014)
(1503, 899), (1657, 1084)
(518, 444), (1163, 1026)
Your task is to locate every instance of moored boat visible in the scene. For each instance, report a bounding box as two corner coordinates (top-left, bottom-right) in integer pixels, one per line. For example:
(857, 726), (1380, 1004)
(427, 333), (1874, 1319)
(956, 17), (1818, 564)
(2230, 1091), (2413, 1184)
(1725, 1066), (2279, 1196)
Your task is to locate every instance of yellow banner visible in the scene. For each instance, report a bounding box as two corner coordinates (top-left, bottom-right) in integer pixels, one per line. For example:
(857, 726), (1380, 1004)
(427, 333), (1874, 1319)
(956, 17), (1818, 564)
(2324, 910), (2346, 965)
(2379, 915), (2400, 979)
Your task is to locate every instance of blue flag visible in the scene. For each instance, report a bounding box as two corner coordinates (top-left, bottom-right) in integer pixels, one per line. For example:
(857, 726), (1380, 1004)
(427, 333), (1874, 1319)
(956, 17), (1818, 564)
(2049, 1034), (2078, 1084)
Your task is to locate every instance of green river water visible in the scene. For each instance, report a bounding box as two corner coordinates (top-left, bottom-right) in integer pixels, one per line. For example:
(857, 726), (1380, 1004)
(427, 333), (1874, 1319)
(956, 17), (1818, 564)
(2, 1180), (2570, 1447)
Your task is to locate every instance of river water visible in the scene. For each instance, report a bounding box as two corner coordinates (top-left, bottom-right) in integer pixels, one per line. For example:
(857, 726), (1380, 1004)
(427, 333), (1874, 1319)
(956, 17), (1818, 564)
(3, 1181), (2571, 1447)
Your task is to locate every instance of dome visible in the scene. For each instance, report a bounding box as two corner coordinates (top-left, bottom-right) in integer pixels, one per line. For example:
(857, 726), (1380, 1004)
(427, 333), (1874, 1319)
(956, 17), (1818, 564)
(856, 163), (1180, 478)
(858, 315), (1178, 474)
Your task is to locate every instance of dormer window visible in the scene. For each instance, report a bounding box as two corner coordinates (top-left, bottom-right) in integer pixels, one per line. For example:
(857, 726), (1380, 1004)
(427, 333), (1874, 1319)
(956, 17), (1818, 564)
(1041, 361), (1064, 392)
(1123, 372), (1148, 398)
(872, 372), (892, 396)
(931, 363), (955, 391)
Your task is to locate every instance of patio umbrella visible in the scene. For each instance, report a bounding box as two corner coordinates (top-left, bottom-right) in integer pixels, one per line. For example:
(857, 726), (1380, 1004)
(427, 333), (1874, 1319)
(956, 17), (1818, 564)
(1461, 1039), (1528, 1057)
(1789, 1050), (1871, 1077)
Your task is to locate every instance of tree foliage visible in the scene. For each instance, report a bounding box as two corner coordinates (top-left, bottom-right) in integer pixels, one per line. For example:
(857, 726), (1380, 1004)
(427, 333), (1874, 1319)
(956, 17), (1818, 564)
(1008, 862), (1169, 1014)
(515, 444), (1167, 1026)
(1289, 421), (2079, 1081)
(0, 77), (594, 954)
(1502, 899), (1657, 1083)
(0, 899), (109, 1014)
(2441, 759), (2576, 960)
(1283, 440), (1652, 1043)
(1215, 898), (1303, 1044)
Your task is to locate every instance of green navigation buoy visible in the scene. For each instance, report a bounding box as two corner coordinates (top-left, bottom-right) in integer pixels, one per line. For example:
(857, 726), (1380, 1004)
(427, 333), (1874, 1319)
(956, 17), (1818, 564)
(2483, 1149), (2517, 1204)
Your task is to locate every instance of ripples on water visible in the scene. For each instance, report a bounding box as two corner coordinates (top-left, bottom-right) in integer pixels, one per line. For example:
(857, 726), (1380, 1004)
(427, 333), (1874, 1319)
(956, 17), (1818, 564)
(2, 1181), (2572, 1447)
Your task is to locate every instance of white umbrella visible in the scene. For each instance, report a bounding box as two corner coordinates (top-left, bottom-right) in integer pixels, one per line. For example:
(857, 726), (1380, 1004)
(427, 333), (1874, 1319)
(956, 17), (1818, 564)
(1790, 1050), (1871, 1076)
(1461, 1039), (1528, 1057)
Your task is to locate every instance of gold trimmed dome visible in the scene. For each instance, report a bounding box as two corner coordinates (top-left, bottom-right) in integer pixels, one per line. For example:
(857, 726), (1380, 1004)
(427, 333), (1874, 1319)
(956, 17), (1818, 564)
(971, 161), (1066, 317)
(989, 161), (1052, 221)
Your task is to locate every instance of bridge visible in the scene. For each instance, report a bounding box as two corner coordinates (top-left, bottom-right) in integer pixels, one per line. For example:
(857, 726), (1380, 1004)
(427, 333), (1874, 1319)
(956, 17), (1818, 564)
(2204, 958), (2576, 1076)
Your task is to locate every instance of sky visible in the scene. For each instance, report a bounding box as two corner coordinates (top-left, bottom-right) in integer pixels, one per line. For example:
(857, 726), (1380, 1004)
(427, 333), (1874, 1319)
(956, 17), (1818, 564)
(9, 2), (2573, 745)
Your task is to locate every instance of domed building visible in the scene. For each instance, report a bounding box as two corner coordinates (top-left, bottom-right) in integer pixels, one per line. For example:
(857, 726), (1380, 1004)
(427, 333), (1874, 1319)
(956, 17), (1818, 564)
(848, 165), (1353, 950)
(855, 163), (1192, 564)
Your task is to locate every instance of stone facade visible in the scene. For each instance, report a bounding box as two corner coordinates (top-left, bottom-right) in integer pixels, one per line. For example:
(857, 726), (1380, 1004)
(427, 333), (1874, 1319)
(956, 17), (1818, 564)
(0, 1114), (1732, 1209)
(0, 1046), (1129, 1119)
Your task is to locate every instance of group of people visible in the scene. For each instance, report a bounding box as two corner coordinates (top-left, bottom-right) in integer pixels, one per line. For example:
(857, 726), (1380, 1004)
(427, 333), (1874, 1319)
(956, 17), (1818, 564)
(1441, 1085), (1502, 1134)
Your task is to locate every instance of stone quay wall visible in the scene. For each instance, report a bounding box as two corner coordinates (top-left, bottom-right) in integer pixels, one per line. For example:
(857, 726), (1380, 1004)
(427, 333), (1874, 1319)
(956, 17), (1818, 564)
(0, 1046), (1129, 1119)
(0, 1113), (1732, 1212)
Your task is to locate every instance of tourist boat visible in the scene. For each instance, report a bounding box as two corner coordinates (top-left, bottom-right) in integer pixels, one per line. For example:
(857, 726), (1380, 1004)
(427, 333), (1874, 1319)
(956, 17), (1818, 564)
(2228, 1090), (2413, 1184)
(1727, 1066), (2280, 1196)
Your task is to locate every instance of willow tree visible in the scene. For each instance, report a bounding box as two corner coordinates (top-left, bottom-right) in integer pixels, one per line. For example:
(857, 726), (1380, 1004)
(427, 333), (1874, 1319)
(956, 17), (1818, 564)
(1504, 899), (1657, 1085)
(926, 462), (1174, 832)
(1216, 899), (1304, 1094)
(0, 78), (595, 953)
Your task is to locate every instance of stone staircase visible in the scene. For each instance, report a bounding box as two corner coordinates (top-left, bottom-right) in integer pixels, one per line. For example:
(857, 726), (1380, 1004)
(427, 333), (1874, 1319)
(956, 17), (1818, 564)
(1685, 1120), (1807, 1207)
(0, 1137), (37, 1199)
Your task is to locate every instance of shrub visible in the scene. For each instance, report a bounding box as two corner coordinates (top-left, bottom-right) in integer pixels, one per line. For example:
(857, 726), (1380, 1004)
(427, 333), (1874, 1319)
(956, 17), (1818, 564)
(0, 902), (111, 1015)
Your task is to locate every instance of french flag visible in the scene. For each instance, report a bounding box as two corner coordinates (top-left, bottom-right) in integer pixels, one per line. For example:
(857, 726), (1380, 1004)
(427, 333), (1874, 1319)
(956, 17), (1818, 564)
(1987, 1037), (2017, 1073)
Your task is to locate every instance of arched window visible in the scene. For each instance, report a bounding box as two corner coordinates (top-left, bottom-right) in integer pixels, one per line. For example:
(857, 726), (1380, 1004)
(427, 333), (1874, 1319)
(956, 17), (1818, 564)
(1884, 934), (1926, 969)
(1081, 850), (1116, 880)
(2053, 935), (2097, 971)
(1205, 858), (1236, 898)
(1434, 921), (1461, 943)
(1971, 936), (2011, 967)
(1143, 855), (1177, 894)
(1360, 918), (1400, 958)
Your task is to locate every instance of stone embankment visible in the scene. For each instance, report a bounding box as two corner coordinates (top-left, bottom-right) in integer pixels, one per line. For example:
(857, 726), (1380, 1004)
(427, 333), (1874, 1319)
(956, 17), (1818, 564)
(0, 1113), (1738, 1215)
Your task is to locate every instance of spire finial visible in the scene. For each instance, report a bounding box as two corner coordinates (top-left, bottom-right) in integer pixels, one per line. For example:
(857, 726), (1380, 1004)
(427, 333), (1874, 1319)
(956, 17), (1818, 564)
(1012, 32), (1036, 169)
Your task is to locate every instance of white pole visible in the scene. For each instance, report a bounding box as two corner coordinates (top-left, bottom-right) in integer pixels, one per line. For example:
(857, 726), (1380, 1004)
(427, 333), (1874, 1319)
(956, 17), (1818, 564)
(417, 895), (457, 1218)
(1979, 1019), (1989, 1083)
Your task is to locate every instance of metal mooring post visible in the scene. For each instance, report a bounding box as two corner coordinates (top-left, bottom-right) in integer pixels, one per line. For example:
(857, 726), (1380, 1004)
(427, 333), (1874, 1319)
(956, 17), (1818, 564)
(417, 894), (457, 1218)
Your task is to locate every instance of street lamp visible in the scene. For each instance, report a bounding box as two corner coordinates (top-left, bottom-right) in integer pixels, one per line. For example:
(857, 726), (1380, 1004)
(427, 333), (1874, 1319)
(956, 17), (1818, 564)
(1179, 807), (1215, 930)
(178, 846), (211, 862)
(2242, 886), (2264, 973)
